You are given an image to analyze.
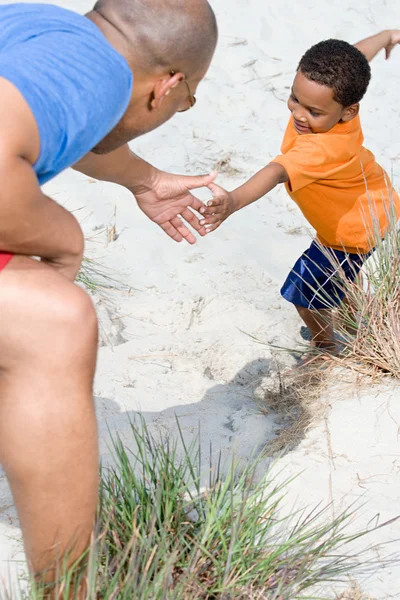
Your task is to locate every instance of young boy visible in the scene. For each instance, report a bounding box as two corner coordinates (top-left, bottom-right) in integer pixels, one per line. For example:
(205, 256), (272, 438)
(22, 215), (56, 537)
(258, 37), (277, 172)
(200, 30), (400, 352)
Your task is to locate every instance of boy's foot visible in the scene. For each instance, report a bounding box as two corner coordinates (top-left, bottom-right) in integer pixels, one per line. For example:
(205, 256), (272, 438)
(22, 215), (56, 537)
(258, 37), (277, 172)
(296, 350), (331, 369)
(296, 340), (343, 369)
(300, 325), (312, 341)
(300, 326), (347, 353)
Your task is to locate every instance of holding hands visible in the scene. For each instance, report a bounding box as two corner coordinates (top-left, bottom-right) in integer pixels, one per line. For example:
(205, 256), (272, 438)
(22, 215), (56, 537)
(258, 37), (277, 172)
(132, 170), (218, 244)
(199, 162), (288, 234)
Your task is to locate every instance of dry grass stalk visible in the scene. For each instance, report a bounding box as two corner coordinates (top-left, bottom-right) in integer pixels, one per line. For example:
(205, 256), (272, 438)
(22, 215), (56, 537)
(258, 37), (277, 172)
(340, 292), (400, 379)
(336, 580), (375, 600)
(257, 361), (328, 454)
(214, 154), (242, 177)
(303, 191), (400, 381)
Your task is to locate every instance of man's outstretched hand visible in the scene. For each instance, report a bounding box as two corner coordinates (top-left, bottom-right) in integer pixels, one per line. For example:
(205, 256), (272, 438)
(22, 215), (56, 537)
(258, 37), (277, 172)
(129, 170), (217, 244)
(74, 146), (217, 244)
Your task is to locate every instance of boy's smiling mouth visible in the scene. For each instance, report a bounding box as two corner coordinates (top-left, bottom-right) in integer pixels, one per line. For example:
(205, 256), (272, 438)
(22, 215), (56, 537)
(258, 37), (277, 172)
(293, 118), (312, 134)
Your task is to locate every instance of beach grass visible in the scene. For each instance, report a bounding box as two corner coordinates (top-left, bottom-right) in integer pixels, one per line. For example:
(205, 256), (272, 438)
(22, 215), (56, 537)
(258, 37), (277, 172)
(309, 193), (400, 380)
(76, 256), (127, 294)
(21, 418), (394, 600)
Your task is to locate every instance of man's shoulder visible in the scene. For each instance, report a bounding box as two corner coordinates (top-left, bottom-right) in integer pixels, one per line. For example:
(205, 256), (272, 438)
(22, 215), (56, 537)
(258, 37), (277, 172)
(0, 3), (130, 75)
(0, 4), (133, 122)
(0, 4), (133, 184)
(0, 3), (92, 26)
(0, 3), (95, 42)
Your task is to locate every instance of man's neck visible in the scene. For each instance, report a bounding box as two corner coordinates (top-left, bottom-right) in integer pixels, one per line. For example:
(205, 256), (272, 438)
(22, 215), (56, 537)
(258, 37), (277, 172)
(85, 9), (129, 61)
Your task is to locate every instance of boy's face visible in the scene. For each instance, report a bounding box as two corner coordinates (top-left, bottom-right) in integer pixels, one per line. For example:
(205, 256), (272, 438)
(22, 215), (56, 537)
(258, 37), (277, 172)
(288, 70), (358, 135)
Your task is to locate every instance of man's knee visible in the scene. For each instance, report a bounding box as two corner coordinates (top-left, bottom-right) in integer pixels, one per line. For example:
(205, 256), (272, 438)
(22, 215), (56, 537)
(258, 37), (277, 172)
(0, 266), (98, 365)
(47, 281), (97, 335)
(48, 283), (98, 351)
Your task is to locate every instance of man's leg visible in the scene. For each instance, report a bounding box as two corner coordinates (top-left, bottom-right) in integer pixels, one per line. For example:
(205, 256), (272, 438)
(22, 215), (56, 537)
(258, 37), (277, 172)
(0, 256), (99, 581)
(295, 305), (337, 352)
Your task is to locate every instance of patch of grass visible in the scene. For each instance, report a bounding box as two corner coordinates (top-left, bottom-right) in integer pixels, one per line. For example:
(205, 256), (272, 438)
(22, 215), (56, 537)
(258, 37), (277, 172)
(239, 331), (329, 454)
(76, 256), (129, 294)
(312, 193), (400, 380)
(256, 361), (327, 455)
(22, 418), (397, 599)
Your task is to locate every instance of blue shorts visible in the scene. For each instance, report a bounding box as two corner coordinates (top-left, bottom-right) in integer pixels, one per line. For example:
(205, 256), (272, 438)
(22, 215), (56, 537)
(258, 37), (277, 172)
(280, 241), (372, 311)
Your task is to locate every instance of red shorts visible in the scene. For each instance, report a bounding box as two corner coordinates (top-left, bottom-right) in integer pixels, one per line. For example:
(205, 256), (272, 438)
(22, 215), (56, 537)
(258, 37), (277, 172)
(0, 252), (13, 271)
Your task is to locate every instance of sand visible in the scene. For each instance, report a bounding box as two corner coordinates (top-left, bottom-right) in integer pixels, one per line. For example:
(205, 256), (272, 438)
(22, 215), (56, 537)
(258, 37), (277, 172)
(1, 0), (400, 597)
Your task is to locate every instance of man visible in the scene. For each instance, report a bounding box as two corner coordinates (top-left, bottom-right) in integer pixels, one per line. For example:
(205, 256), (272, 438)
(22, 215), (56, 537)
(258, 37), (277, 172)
(0, 0), (217, 583)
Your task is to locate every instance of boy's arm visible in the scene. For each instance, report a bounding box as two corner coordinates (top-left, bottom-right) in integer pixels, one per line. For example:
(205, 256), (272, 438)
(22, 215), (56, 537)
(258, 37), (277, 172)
(200, 162), (288, 233)
(354, 30), (400, 62)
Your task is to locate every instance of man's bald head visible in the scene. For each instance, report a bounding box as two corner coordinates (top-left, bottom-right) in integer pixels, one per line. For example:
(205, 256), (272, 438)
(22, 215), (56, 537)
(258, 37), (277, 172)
(93, 0), (218, 76)
(87, 0), (217, 153)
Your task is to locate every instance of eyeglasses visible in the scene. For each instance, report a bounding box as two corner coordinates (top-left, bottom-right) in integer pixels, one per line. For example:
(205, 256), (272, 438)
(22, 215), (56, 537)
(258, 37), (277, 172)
(170, 71), (197, 112)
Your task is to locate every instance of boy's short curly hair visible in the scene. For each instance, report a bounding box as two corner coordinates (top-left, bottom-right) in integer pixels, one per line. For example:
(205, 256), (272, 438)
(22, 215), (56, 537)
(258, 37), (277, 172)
(298, 39), (371, 107)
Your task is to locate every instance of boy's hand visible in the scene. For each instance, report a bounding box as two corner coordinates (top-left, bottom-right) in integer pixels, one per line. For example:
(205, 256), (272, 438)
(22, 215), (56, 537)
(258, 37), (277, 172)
(355, 29), (400, 62)
(385, 30), (400, 59)
(200, 183), (237, 233)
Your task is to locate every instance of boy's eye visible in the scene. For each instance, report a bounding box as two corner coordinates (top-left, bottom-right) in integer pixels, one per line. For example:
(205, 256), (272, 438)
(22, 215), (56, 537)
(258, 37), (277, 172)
(290, 94), (298, 103)
(309, 110), (320, 117)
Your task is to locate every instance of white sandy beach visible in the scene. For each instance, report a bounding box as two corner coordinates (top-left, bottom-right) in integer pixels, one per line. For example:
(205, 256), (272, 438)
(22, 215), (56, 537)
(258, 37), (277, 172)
(1, 0), (400, 597)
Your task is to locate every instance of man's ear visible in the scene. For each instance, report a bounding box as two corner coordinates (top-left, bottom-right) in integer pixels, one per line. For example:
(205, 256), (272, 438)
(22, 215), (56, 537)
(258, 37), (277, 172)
(150, 71), (184, 109)
(341, 103), (359, 122)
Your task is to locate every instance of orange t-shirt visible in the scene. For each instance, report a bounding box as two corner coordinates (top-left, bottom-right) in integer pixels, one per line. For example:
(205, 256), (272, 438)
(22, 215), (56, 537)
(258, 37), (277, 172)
(273, 115), (399, 253)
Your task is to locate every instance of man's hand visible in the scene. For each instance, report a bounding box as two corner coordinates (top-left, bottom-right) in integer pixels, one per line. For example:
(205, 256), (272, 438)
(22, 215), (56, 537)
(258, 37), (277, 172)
(128, 170), (217, 244)
(199, 183), (237, 233)
(74, 146), (217, 245)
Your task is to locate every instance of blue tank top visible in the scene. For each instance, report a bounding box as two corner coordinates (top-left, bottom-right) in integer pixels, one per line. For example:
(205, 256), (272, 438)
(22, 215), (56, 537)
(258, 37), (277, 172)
(0, 3), (133, 185)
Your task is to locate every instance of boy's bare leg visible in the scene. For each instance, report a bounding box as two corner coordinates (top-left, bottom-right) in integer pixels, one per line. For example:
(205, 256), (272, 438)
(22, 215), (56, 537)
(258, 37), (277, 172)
(295, 305), (337, 352)
(333, 295), (358, 336)
(0, 255), (99, 583)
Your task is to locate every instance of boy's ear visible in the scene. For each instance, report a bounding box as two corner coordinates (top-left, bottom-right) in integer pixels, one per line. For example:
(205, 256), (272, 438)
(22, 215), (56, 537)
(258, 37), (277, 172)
(341, 103), (359, 122)
(150, 71), (183, 110)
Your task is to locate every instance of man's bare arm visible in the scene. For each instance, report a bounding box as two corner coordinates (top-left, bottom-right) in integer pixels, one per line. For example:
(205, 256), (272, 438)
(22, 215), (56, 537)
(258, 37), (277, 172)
(73, 145), (217, 245)
(73, 144), (157, 190)
(0, 78), (84, 281)
(355, 30), (400, 62)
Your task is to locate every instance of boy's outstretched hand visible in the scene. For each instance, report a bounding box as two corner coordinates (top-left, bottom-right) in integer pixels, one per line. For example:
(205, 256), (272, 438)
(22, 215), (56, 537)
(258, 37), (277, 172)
(355, 29), (400, 62)
(385, 30), (400, 59)
(200, 183), (237, 233)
